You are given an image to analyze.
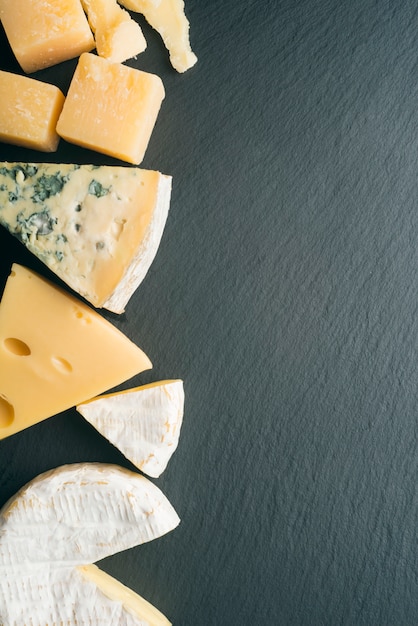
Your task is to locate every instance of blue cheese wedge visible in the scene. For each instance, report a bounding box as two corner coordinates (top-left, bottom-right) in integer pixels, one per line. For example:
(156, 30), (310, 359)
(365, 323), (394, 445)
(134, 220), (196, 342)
(77, 380), (185, 477)
(0, 463), (178, 624)
(0, 162), (172, 313)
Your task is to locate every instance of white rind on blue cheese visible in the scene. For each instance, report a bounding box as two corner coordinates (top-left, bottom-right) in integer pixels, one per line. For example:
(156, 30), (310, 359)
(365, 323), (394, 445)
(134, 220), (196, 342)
(0, 162), (172, 313)
(0, 463), (178, 624)
(77, 380), (185, 477)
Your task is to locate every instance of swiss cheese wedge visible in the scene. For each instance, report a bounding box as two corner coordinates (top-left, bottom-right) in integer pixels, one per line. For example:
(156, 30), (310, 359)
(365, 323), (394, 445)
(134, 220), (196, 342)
(118, 0), (197, 72)
(0, 162), (172, 312)
(0, 463), (178, 624)
(0, 264), (152, 440)
(77, 380), (185, 477)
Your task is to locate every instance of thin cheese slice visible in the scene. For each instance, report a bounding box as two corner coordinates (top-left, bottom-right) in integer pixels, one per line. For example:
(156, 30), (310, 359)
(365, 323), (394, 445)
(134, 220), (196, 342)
(0, 0), (95, 73)
(1, 567), (170, 625)
(0, 264), (152, 440)
(0, 463), (178, 624)
(0, 72), (64, 152)
(118, 0), (197, 72)
(77, 380), (184, 477)
(56, 53), (165, 164)
(81, 0), (147, 62)
(0, 162), (172, 312)
(79, 565), (171, 625)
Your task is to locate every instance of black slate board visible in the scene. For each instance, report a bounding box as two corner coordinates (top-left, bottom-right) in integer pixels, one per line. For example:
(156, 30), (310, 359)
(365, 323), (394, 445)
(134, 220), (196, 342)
(2, 1), (418, 624)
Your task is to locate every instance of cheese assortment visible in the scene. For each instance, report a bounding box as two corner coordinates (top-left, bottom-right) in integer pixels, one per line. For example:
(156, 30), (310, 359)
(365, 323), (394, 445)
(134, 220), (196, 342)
(0, 0), (197, 621)
(0, 264), (152, 440)
(0, 72), (65, 152)
(0, 463), (179, 624)
(0, 0), (95, 73)
(0, 162), (172, 312)
(77, 380), (185, 477)
(81, 0), (147, 62)
(56, 52), (165, 164)
(119, 0), (197, 73)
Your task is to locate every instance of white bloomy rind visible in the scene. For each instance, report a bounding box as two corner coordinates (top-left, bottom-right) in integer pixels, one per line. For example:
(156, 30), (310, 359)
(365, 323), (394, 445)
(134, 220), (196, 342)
(77, 380), (184, 477)
(1, 566), (170, 625)
(0, 464), (178, 624)
(0, 463), (180, 571)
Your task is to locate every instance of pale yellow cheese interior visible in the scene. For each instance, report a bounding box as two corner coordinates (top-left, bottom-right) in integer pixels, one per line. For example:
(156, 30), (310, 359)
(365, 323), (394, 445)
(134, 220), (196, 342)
(0, 0), (95, 73)
(56, 53), (165, 164)
(0, 71), (64, 152)
(0, 264), (152, 440)
(78, 564), (171, 625)
(119, 0), (197, 72)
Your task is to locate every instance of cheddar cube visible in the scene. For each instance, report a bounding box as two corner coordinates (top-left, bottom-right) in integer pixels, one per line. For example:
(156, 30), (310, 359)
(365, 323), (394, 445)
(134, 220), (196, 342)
(0, 70), (65, 152)
(0, 0), (95, 74)
(56, 53), (165, 164)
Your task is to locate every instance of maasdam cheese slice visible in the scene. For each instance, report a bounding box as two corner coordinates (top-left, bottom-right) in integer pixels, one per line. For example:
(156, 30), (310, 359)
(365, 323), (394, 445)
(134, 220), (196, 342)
(81, 0), (147, 62)
(0, 162), (172, 312)
(118, 0), (197, 72)
(0, 264), (152, 440)
(0, 463), (179, 624)
(77, 380), (185, 477)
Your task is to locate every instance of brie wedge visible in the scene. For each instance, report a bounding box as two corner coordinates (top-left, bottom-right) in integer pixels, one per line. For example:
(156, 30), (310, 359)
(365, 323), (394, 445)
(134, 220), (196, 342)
(77, 380), (185, 477)
(0, 463), (179, 624)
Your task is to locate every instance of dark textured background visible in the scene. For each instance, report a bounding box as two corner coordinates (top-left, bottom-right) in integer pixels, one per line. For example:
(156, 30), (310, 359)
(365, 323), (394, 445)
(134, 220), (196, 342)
(2, 1), (418, 624)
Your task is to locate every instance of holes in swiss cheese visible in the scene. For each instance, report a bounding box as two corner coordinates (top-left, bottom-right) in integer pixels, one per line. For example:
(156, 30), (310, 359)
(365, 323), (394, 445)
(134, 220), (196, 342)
(0, 396), (14, 427)
(51, 356), (73, 374)
(4, 338), (31, 356)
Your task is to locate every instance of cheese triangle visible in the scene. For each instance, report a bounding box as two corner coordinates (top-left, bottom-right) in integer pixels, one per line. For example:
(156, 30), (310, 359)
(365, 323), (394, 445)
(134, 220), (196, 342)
(0, 162), (172, 312)
(0, 264), (152, 440)
(77, 380), (184, 477)
(0, 463), (178, 624)
(118, 0), (197, 72)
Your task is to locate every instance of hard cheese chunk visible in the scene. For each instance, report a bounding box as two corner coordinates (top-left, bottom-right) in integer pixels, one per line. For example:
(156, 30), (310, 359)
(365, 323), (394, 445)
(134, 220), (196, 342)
(119, 0), (197, 72)
(0, 71), (64, 152)
(0, 162), (172, 312)
(81, 0), (147, 62)
(77, 380), (184, 477)
(0, 264), (152, 440)
(56, 53), (165, 164)
(0, 463), (178, 624)
(0, 0), (95, 73)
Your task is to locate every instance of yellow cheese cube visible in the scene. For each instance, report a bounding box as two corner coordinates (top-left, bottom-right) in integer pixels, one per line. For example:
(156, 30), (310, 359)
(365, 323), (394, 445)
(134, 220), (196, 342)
(0, 0), (95, 74)
(0, 71), (65, 152)
(56, 53), (165, 164)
